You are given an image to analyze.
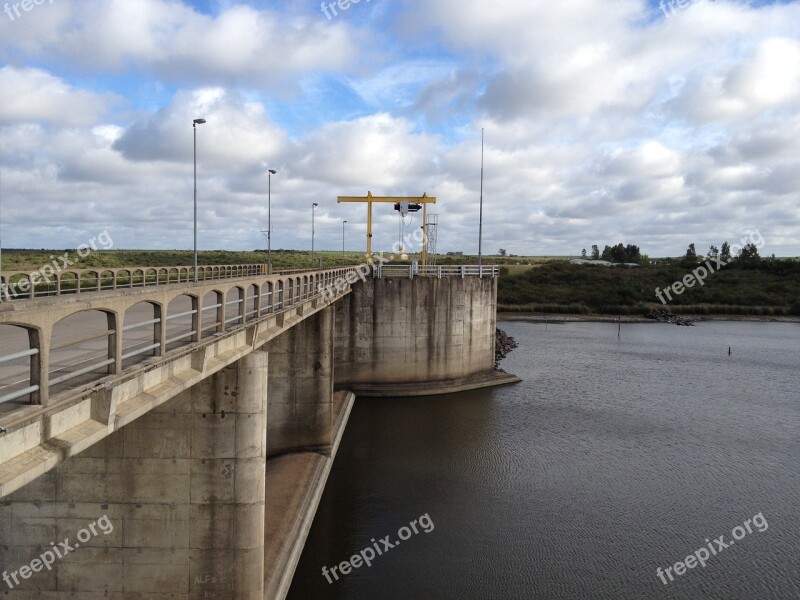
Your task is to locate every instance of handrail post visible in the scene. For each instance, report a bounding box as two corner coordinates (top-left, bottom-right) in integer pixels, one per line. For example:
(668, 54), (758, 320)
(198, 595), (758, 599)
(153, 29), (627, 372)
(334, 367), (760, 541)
(109, 311), (121, 375)
(156, 303), (167, 355)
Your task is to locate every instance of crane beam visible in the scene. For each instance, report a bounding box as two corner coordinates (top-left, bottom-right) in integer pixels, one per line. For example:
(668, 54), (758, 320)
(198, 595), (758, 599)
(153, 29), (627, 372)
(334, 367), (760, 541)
(337, 192), (437, 269)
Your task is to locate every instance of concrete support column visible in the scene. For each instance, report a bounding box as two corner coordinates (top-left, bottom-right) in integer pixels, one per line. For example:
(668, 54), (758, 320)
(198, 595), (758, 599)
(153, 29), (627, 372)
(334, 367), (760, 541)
(231, 350), (268, 598)
(266, 306), (334, 456)
(156, 302), (167, 356)
(191, 296), (200, 344)
(109, 311), (121, 375)
(0, 352), (269, 599)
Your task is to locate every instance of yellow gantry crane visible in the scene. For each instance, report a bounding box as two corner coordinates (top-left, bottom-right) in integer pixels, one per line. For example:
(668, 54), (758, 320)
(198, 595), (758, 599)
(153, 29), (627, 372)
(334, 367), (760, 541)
(337, 192), (437, 268)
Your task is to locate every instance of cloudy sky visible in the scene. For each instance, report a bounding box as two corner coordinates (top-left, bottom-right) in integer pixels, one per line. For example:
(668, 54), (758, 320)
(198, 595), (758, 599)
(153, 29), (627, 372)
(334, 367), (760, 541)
(1, 0), (798, 257)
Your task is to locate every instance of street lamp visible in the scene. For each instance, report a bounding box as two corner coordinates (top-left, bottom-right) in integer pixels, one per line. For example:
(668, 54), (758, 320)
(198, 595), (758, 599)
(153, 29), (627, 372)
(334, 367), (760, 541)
(342, 220), (347, 256)
(267, 169), (276, 273)
(193, 118), (206, 282)
(478, 127), (484, 269)
(311, 203), (319, 267)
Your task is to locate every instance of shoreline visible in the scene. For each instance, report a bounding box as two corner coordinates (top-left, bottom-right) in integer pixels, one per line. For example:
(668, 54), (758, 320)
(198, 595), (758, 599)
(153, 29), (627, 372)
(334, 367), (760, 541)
(497, 312), (800, 324)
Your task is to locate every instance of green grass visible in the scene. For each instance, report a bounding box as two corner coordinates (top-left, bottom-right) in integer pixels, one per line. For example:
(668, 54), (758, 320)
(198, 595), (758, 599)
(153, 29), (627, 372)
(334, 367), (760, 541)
(0, 249), (567, 273)
(0, 249), (369, 272)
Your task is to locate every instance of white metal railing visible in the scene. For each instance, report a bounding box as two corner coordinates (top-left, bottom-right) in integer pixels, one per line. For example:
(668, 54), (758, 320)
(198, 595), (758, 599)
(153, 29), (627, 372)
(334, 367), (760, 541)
(374, 264), (499, 278)
(0, 266), (360, 406)
(0, 263), (313, 302)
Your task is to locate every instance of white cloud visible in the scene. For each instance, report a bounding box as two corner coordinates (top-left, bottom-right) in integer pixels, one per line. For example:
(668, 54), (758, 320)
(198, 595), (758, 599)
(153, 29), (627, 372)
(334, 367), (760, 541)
(0, 0), (360, 85)
(1, 0), (800, 257)
(112, 88), (287, 172)
(0, 67), (114, 126)
(288, 113), (440, 187)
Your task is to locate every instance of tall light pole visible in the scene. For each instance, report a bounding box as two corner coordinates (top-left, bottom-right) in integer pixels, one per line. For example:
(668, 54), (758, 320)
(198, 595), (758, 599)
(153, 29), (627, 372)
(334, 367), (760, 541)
(0, 131), (3, 299)
(267, 169), (276, 273)
(342, 220), (347, 256)
(193, 118), (206, 282)
(311, 203), (319, 267)
(478, 127), (484, 268)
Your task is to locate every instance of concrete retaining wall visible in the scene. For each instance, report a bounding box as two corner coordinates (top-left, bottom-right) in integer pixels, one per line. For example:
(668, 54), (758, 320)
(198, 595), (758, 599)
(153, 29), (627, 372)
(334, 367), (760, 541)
(333, 276), (498, 394)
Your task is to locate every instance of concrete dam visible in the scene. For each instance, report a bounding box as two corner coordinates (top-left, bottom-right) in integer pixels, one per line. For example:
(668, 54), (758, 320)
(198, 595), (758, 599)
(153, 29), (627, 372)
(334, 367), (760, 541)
(0, 264), (518, 598)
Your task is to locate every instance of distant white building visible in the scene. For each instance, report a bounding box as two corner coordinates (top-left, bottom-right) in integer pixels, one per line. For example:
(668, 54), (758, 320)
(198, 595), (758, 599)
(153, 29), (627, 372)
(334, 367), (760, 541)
(569, 259), (614, 267)
(569, 259), (641, 268)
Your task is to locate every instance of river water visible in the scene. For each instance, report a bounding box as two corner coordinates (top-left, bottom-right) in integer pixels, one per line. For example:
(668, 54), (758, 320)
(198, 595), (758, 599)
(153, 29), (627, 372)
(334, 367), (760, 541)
(288, 321), (800, 599)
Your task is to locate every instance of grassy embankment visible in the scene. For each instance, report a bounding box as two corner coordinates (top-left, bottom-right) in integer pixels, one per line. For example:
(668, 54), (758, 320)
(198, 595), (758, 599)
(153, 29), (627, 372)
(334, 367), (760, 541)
(497, 260), (800, 317)
(0, 249), (558, 274)
(0, 249), (365, 272)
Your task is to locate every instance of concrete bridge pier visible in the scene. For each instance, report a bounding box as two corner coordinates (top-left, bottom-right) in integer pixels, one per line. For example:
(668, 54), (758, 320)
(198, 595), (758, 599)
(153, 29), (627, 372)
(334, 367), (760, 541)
(266, 306), (334, 457)
(0, 351), (270, 599)
(261, 306), (345, 599)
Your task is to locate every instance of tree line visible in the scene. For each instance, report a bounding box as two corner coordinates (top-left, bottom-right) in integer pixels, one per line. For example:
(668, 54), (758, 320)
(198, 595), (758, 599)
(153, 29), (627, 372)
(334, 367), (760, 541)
(579, 240), (771, 265)
(581, 244), (642, 263)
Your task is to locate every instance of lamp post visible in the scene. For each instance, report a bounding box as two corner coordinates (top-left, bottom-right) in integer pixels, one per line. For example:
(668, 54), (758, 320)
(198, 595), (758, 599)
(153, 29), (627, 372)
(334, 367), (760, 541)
(342, 220), (347, 256)
(0, 132), (3, 299)
(478, 127), (484, 269)
(267, 169), (276, 273)
(193, 118), (206, 283)
(311, 203), (319, 267)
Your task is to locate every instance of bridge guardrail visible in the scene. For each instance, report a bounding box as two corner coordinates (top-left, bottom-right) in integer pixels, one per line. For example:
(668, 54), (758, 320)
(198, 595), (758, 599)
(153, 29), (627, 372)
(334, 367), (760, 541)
(0, 264), (266, 302)
(374, 264), (499, 278)
(0, 265), (361, 409)
(0, 264), (342, 303)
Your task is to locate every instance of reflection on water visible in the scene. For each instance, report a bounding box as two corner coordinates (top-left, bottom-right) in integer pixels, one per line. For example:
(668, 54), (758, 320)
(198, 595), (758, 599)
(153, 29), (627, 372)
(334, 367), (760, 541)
(289, 321), (800, 599)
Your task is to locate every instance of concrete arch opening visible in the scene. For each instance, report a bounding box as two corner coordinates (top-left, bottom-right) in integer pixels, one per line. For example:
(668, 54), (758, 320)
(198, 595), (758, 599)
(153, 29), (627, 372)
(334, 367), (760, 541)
(83, 270), (102, 292)
(59, 271), (79, 296)
(245, 284), (259, 322)
(122, 301), (162, 369)
(0, 324), (41, 408)
(225, 287), (245, 330)
(201, 291), (224, 339)
(275, 280), (284, 311)
(261, 282), (274, 315)
(165, 295), (197, 352)
(99, 270), (115, 291)
(49, 310), (116, 397)
(130, 269), (145, 288)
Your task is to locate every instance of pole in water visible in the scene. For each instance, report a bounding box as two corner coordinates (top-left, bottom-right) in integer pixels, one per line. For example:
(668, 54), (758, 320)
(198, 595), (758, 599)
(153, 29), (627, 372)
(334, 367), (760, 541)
(618, 314), (621, 339)
(728, 346), (731, 356)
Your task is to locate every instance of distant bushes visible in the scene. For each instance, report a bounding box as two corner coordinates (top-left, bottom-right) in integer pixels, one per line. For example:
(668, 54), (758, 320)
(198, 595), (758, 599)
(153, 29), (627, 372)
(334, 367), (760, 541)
(498, 260), (800, 315)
